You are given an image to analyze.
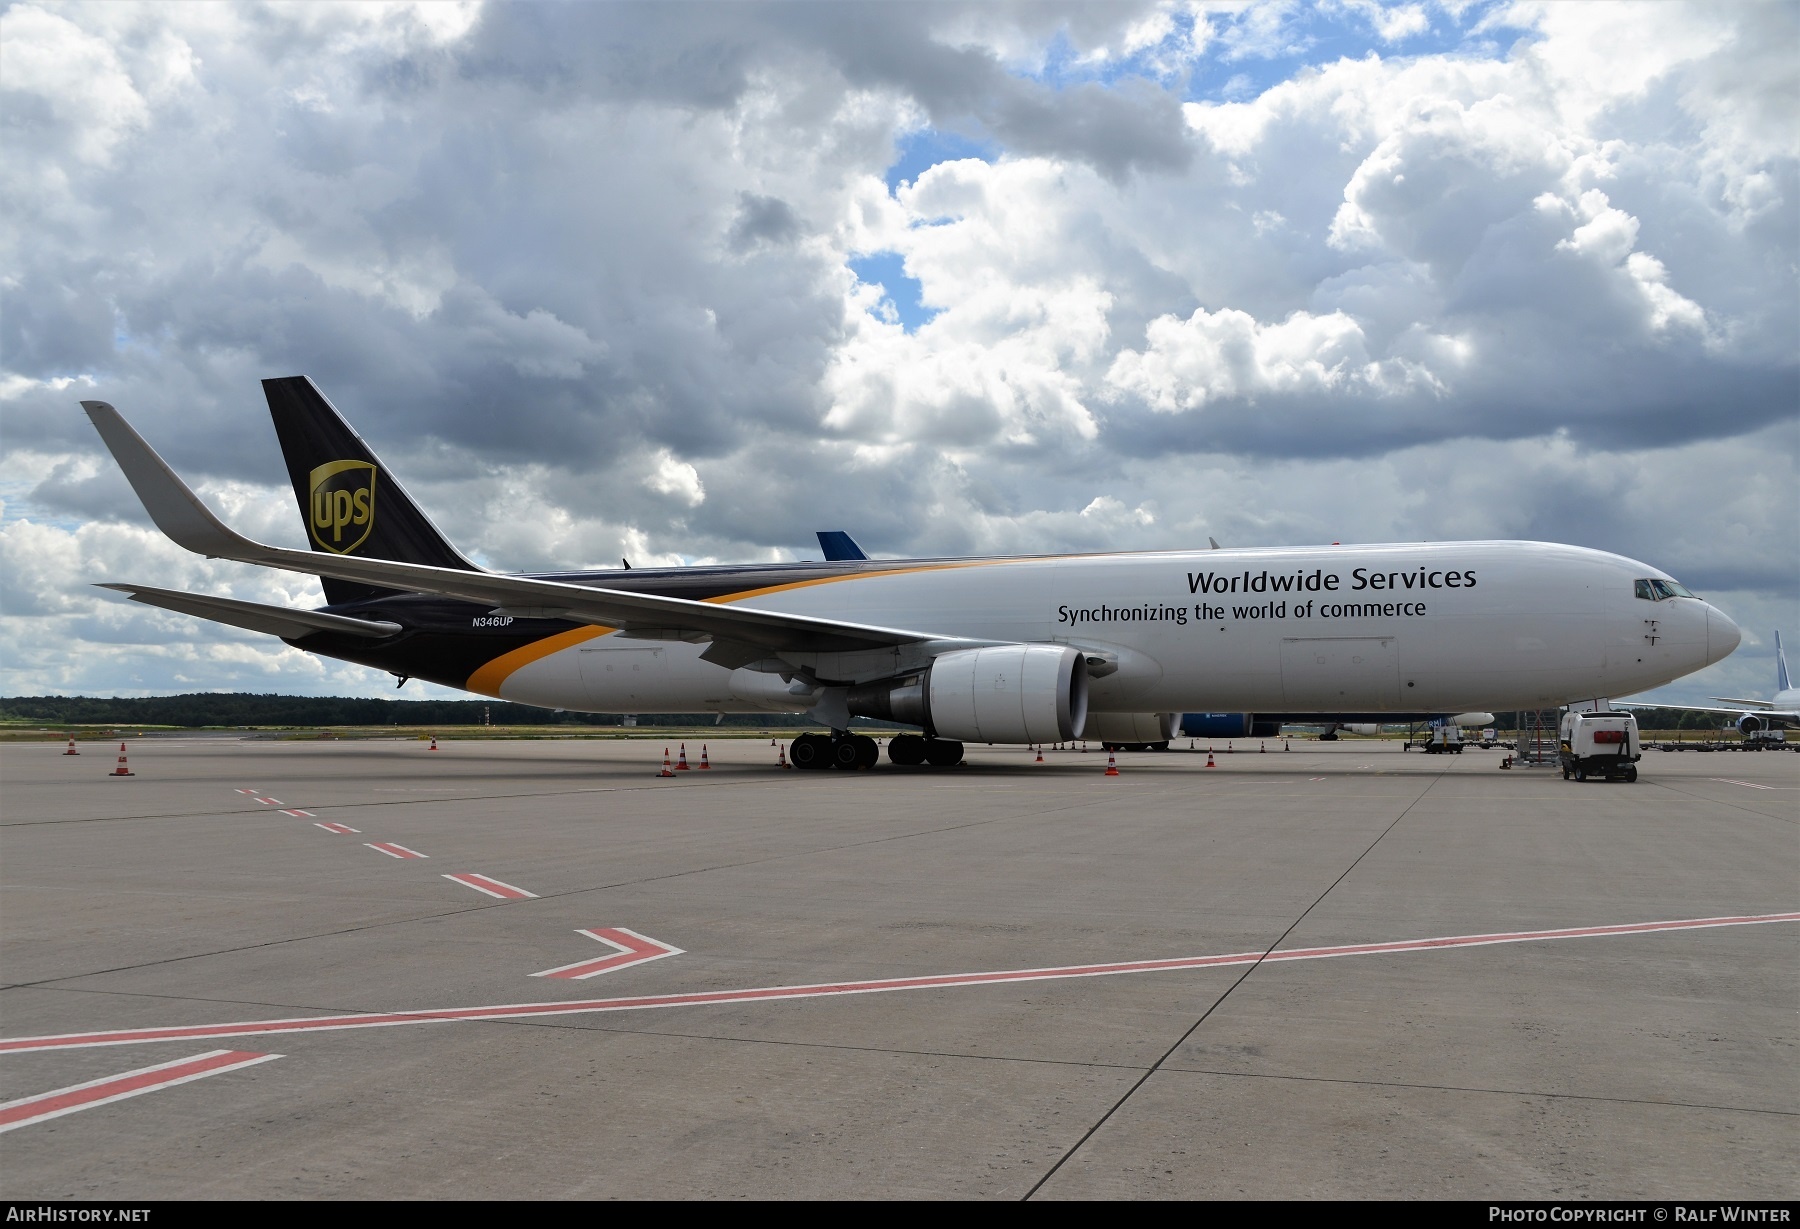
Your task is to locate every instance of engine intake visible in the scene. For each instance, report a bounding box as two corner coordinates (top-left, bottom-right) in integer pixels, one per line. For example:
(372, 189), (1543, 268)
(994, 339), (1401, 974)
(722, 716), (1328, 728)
(848, 644), (1088, 744)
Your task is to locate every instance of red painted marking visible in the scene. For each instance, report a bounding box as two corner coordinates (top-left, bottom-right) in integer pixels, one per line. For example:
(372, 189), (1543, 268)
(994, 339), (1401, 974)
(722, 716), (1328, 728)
(366, 842), (427, 860)
(315, 822), (358, 834)
(255, 798), (280, 806)
(0, 1050), (279, 1133)
(235, 789), (259, 795)
(281, 809), (315, 818)
(532, 928), (683, 980)
(4, 911), (1792, 1055)
(444, 873), (538, 901)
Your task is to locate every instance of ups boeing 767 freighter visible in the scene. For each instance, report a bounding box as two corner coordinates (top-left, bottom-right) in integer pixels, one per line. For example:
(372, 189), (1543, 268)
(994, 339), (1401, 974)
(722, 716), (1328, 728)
(82, 378), (1739, 770)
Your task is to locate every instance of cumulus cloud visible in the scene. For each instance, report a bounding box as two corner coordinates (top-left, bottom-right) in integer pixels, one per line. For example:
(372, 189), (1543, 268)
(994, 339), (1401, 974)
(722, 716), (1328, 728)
(0, 0), (1792, 705)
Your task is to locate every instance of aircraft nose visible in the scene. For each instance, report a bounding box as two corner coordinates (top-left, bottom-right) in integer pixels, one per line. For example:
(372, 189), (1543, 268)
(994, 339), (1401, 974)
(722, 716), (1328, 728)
(1706, 605), (1742, 665)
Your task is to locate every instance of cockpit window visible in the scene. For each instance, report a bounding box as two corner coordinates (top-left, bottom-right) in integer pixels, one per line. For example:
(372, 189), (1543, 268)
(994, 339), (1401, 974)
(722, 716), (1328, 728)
(1637, 578), (1696, 601)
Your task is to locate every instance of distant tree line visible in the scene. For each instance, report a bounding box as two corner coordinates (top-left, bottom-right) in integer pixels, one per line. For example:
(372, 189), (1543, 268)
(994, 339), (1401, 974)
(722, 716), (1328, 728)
(0, 694), (831, 729)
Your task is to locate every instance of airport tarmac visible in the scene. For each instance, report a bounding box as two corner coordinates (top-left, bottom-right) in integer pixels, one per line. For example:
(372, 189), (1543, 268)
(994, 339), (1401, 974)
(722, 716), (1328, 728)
(1, 736), (1794, 1200)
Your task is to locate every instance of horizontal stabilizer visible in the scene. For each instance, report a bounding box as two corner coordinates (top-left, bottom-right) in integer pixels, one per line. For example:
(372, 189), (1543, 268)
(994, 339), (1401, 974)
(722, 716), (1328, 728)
(98, 584), (403, 640)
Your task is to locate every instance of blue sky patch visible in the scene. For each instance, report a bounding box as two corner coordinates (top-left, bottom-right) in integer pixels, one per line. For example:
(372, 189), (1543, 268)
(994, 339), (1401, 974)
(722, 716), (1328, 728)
(848, 251), (938, 333)
(884, 128), (996, 194)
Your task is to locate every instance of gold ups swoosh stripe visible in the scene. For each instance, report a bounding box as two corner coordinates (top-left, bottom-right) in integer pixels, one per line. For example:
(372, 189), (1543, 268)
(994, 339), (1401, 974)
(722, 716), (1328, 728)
(463, 558), (1010, 695)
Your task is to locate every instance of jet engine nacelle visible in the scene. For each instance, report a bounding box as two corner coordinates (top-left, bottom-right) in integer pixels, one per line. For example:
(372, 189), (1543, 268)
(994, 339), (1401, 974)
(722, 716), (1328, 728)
(1083, 712), (1178, 745)
(1450, 712), (1496, 728)
(848, 644), (1088, 744)
(1736, 713), (1766, 735)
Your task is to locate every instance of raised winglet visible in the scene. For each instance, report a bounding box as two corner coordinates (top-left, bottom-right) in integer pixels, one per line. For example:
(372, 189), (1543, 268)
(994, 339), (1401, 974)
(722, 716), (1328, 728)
(82, 402), (267, 562)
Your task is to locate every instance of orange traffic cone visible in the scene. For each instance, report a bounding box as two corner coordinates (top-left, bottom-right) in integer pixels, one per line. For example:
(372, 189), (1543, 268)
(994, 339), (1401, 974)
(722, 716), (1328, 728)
(429, 735), (438, 751)
(1226, 741), (1233, 754)
(1104, 751), (1119, 776)
(675, 743), (690, 770)
(1205, 750), (1216, 768)
(1284, 739), (1290, 752)
(777, 744), (790, 769)
(110, 743), (134, 777)
(1035, 745), (1044, 763)
(63, 737), (79, 755)
(1080, 740), (1088, 753)
(1260, 741), (1266, 753)
(658, 747), (674, 777)
(698, 744), (711, 770)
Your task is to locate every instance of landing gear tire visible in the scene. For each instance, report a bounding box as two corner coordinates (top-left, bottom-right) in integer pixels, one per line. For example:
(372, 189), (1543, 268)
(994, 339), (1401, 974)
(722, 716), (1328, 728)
(831, 734), (878, 770)
(790, 733), (832, 770)
(888, 734), (926, 766)
(924, 739), (964, 767)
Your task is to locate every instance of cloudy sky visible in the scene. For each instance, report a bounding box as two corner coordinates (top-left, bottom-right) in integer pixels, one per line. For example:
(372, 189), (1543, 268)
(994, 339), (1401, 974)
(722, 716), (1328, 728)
(2, 0), (1795, 704)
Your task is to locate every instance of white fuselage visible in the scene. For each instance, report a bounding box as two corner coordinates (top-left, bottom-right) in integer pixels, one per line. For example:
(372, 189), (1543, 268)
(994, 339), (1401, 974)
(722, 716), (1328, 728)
(487, 541), (1737, 725)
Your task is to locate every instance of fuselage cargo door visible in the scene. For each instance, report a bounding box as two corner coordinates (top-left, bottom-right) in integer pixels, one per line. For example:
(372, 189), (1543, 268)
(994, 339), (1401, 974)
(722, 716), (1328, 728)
(580, 645), (670, 707)
(1279, 637), (1401, 710)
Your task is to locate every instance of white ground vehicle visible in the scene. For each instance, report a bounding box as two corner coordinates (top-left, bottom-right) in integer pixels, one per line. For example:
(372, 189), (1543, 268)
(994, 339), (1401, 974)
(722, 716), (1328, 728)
(1559, 710), (1642, 783)
(1421, 724), (1465, 753)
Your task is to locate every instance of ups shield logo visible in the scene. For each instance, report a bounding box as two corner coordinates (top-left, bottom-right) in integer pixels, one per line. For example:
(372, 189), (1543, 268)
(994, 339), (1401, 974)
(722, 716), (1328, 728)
(309, 460), (377, 553)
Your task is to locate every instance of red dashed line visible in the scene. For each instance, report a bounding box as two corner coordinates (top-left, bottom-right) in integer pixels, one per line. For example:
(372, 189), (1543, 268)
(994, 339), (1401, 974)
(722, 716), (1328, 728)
(281, 809), (314, 818)
(366, 842), (427, 860)
(255, 798), (280, 806)
(315, 822), (358, 835)
(444, 873), (538, 900)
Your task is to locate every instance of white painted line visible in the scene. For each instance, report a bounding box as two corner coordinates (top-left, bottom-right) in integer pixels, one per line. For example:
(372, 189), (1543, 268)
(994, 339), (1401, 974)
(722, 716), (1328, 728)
(315, 822), (359, 834)
(1711, 778), (1775, 790)
(443, 873), (539, 901)
(9, 911), (1791, 1054)
(235, 789), (259, 795)
(0, 1050), (280, 1133)
(255, 797), (281, 806)
(281, 809), (315, 818)
(366, 842), (428, 859)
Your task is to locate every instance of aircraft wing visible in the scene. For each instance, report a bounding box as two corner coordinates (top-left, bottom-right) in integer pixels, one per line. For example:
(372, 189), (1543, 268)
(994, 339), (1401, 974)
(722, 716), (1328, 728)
(1616, 699), (1800, 722)
(1708, 696), (1776, 709)
(83, 401), (982, 662)
(98, 584), (404, 640)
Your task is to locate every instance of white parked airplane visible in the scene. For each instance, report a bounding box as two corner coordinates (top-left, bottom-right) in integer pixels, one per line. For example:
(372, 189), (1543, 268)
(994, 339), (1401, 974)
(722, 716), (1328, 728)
(1621, 631), (1797, 735)
(83, 379), (1741, 770)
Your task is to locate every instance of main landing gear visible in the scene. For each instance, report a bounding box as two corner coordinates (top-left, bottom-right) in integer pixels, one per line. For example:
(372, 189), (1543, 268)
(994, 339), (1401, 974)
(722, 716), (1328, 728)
(885, 733), (964, 767)
(789, 731), (880, 770)
(787, 732), (965, 769)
